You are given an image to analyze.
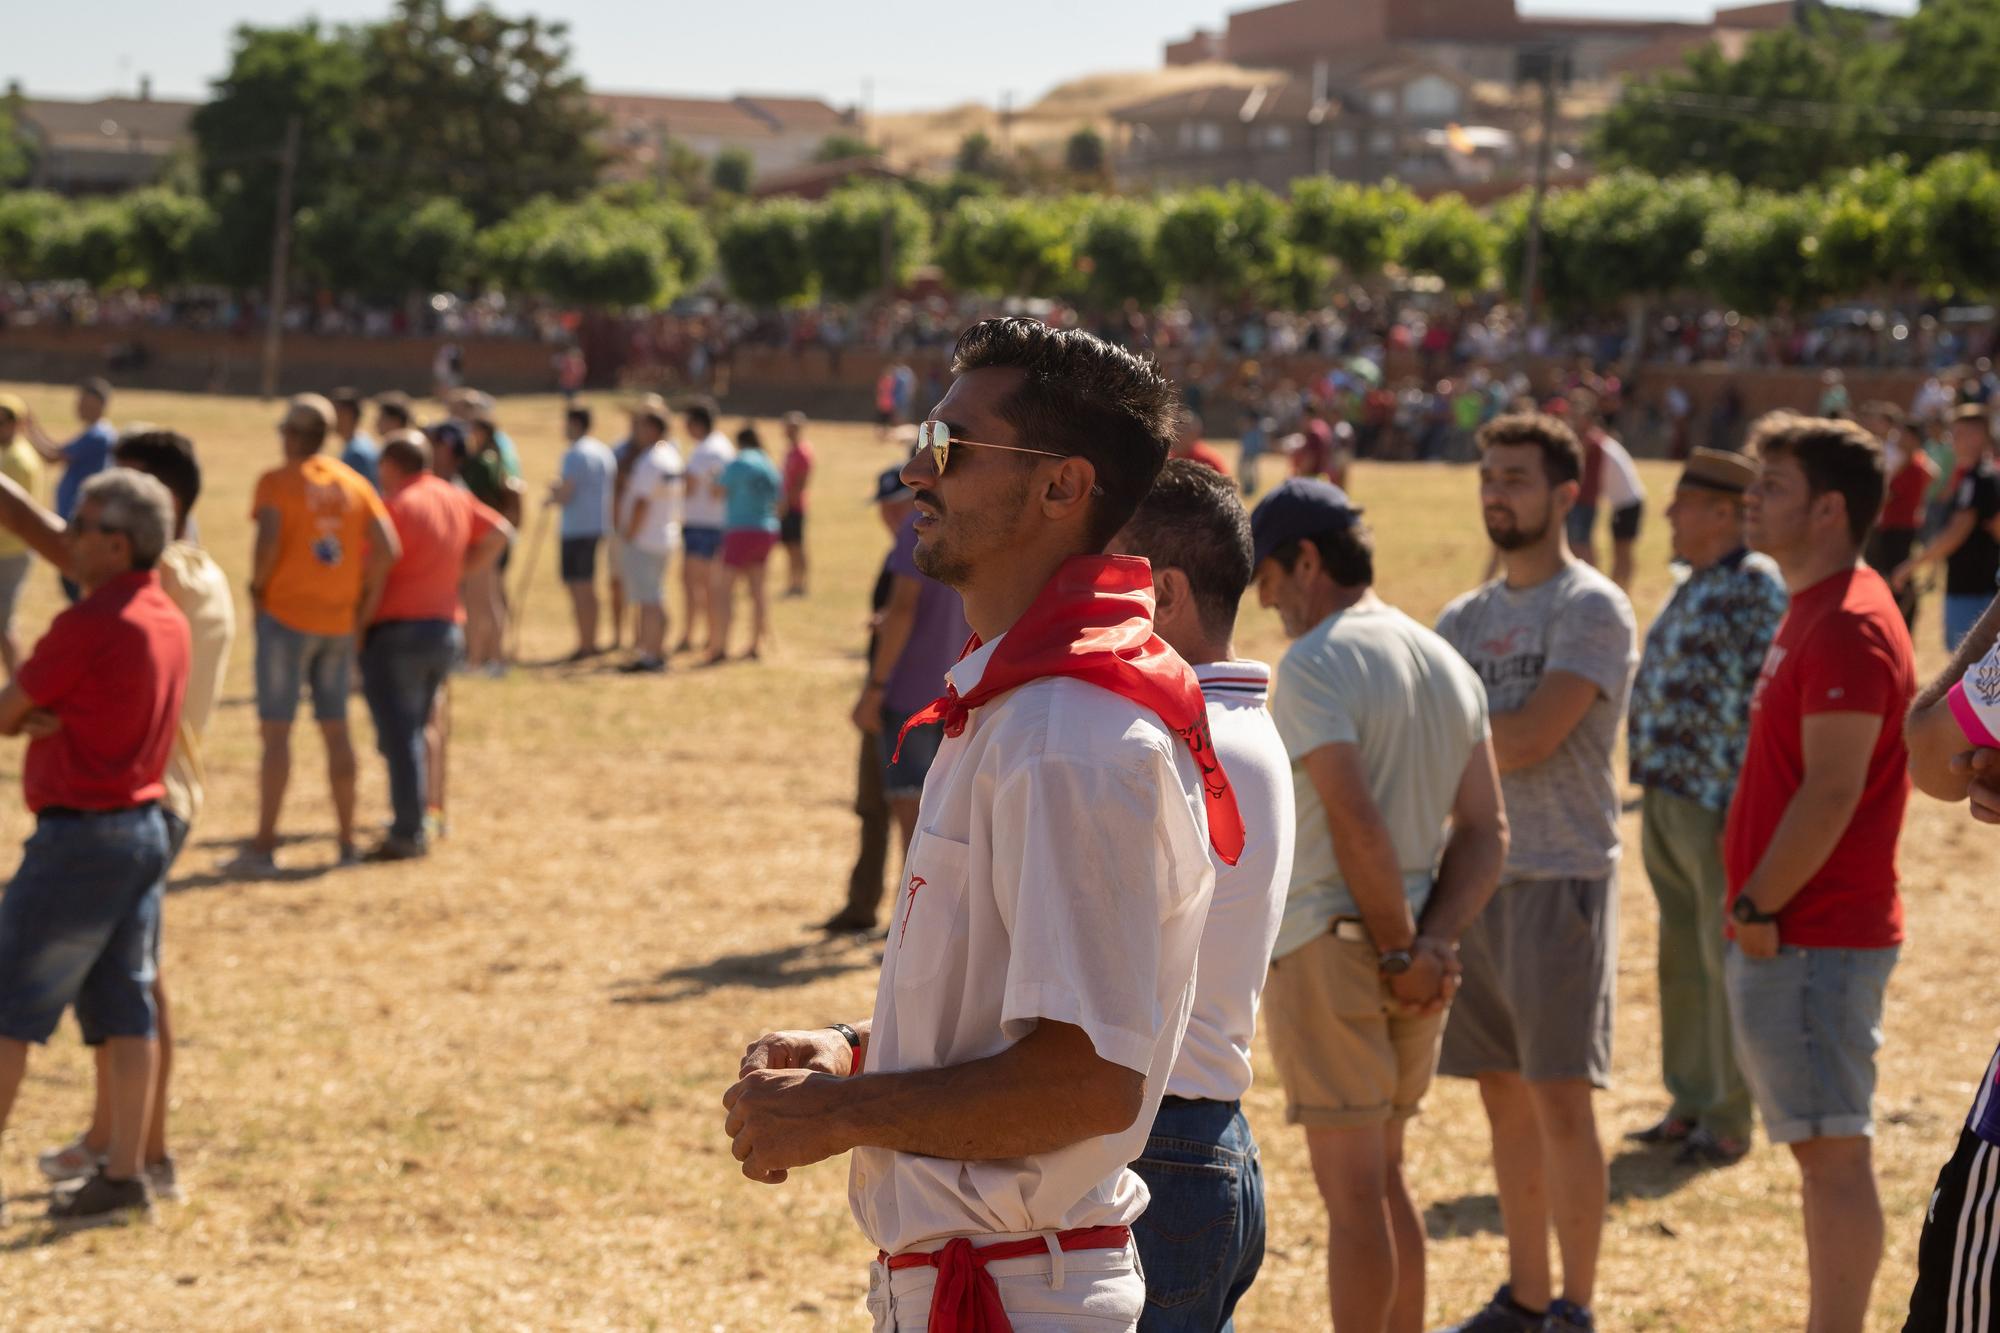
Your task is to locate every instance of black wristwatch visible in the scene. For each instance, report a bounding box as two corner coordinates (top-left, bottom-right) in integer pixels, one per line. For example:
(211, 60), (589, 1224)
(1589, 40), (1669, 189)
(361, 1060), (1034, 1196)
(827, 1022), (861, 1051)
(1731, 895), (1778, 926)
(1378, 948), (1415, 976)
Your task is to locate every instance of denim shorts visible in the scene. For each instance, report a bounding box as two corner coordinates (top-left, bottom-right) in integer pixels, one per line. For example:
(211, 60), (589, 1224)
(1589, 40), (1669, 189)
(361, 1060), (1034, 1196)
(559, 534), (601, 584)
(1725, 942), (1898, 1144)
(683, 525), (724, 561)
(1131, 1098), (1265, 1332)
(879, 705), (944, 800)
(1565, 502), (1598, 551)
(255, 610), (353, 723)
(0, 806), (169, 1045)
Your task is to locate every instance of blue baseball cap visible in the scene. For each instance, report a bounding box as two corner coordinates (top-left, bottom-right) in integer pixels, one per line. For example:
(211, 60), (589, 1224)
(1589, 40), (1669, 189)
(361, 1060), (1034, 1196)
(1249, 478), (1364, 569)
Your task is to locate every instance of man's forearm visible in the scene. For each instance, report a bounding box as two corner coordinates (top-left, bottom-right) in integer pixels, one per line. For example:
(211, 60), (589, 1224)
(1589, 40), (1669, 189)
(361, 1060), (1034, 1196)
(1420, 817), (1507, 943)
(1742, 780), (1865, 913)
(823, 1029), (1140, 1161)
(1913, 594), (2000, 712)
(353, 561), (391, 632)
(0, 469), (69, 571)
(1325, 813), (1417, 951)
(1489, 711), (1550, 773)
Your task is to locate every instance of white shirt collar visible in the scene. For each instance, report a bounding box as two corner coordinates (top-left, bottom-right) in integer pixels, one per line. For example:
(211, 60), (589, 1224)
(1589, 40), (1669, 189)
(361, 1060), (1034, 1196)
(1193, 659), (1272, 704)
(946, 632), (1006, 696)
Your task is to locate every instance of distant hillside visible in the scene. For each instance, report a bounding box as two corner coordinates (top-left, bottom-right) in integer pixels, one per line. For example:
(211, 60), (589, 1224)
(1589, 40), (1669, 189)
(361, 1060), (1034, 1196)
(872, 62), (1277, 171)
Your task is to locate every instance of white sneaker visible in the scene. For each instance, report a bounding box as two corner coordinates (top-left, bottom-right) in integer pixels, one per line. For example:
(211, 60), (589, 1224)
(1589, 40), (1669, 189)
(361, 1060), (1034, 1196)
(144, 1156), (184, 1204)
(38, 1137), (104, 1184)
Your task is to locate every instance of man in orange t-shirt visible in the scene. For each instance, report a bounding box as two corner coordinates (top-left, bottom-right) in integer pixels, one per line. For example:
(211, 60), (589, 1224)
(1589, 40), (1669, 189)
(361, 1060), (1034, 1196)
(237, 395), (398, 874)
(361, 433), (511, 860)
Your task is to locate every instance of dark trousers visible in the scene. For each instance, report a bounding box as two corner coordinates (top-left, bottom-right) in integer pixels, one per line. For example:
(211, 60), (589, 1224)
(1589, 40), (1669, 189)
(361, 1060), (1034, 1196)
(842, 728), (892, 923)
(1132, 1097), (1266, 1332)
(1865, 527), (1920, 630)
(360, 619), (462, 841)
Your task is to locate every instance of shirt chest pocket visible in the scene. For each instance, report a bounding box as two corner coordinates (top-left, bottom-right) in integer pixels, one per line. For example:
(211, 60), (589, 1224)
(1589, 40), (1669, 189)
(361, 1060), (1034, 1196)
(888, 831), (970, 992)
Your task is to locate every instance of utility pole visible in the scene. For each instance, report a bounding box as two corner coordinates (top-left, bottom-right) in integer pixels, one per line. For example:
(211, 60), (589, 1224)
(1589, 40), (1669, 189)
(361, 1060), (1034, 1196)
(1516, 45), (1565, 362)
(260, 114), (302, 401)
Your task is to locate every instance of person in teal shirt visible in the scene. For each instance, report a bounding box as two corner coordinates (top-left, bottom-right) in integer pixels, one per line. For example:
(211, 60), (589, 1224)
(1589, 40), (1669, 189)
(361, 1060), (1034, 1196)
(710, 425), (784, 664)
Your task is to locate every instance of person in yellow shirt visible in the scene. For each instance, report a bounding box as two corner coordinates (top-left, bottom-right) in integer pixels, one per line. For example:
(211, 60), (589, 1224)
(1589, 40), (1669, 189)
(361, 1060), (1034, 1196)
(233, 395), (398, 874)
(0, 395), (44, 676)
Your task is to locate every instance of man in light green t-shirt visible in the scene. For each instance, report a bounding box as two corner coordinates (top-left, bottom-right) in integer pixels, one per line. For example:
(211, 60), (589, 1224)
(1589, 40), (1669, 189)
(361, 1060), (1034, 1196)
(1249, 476), (1507, 1333)
(0, 395), (44, 676)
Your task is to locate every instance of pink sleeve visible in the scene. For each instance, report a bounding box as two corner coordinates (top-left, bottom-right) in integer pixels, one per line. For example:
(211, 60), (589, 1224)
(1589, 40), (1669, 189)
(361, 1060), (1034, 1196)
(1949, 680), (2000, 748)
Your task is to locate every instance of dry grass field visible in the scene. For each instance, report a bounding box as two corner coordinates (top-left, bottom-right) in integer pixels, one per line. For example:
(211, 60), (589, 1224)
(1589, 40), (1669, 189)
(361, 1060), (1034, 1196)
(0, 383), (1985, 1332)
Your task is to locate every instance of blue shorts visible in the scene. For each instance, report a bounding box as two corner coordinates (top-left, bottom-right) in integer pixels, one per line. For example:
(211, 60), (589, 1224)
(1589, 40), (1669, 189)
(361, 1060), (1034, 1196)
(1726, 942), (1898, 1144)
(878, 705), (944, 800)
(1565, 502), (1598, 551)
(0, 806), (169, 1045)
(1946, 593), (1987, 652)
(683, 526), (724, 561)
(255, 611), (353, 724)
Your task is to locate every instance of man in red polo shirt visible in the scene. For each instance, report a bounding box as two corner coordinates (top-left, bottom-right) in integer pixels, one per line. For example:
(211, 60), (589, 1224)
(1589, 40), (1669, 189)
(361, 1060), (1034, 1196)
(1726, 412), (1915, 1333)
(360, 433), (511, 861)
(0, 468), (189, 1226)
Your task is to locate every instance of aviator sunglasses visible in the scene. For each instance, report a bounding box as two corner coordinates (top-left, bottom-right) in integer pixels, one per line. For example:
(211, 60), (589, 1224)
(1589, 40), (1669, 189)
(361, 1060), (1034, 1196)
(914, 420), (1103, 496)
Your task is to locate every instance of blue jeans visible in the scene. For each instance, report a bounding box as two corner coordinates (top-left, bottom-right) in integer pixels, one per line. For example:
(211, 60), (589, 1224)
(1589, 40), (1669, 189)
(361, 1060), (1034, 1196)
(1132, 1098), (1265, 1332)
(1725, 942), (1898, 1144)
(1946, 593), (1989, 652)
(360, 619), (462, 841)
(0, 805), (169, 1045)
(255, 611), (354, 722)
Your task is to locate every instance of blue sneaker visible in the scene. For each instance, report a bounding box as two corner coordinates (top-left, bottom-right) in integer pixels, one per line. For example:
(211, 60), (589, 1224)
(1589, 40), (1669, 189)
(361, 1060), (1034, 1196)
(1543, 1298), (1596, 1331)
(1434, 1284), (1547, 1333)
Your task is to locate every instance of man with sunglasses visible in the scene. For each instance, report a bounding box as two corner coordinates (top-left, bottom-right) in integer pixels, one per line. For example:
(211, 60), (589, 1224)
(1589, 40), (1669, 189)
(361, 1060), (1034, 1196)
(727, 319), (1242, 1331)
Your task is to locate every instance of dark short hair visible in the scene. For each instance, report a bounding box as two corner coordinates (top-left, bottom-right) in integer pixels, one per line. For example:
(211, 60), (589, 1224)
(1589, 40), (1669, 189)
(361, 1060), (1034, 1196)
(79, 376), (111, 403)
(951, 317), (1178, 549)
(329, 386), (364, 412)
(377, 392), (414, 428)
(566, 406), (591, 433)
(1273, 521), (1375, 589)
(1857, 400), (1905, 428)
(736, 424), (764, 451)
(112, 430), (201, 518)
(1119, 459), (1253, 641)
(681, 398), (717, 434)
(1750, 411), (1885, 547)
(380, 434), (430, 475)
(1476, 412), (1584, 487)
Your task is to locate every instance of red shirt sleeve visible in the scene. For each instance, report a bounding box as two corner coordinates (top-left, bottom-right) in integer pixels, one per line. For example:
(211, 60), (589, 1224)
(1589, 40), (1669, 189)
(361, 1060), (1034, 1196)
(15, 610), (91, 708)
(465, 496), (504, 551)
(1795, 611), (1902, 719)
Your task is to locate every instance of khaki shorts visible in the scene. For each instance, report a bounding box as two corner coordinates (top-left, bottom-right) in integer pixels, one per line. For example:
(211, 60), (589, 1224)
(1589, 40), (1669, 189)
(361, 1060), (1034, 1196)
(1263, 931), (1446, 1129)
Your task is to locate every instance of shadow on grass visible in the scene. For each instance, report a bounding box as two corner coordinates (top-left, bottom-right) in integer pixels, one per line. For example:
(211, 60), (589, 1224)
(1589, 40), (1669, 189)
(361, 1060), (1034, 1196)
(1424, 1146), (1710, 1241)
(611, 936), (878, 1007)
(170, 837), (341, 893)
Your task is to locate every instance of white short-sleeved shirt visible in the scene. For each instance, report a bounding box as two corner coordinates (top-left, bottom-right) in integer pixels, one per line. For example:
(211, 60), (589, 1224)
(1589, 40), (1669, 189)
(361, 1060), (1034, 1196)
(1599, 434), (1645, 510)
(1164, 661), (1293, 1102)
(682, 431), (737, 530)
(619, 442), (684, 555)
(849, 634), (1216, 1256)
(156, 541), (235, 826)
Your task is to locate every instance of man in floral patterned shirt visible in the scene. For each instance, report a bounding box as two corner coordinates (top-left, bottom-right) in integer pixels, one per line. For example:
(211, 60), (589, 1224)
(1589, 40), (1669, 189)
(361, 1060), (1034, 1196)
(1626, 448), (1788, 1165)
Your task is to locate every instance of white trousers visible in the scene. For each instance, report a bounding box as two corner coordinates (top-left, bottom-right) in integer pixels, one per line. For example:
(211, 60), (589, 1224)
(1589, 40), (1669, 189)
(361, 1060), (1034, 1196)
(865, 1234), (1145, 1332)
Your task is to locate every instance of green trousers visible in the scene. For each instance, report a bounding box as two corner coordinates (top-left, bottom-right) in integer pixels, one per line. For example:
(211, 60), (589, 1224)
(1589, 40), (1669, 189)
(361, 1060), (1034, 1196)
(1640, 787), (1754, 1141)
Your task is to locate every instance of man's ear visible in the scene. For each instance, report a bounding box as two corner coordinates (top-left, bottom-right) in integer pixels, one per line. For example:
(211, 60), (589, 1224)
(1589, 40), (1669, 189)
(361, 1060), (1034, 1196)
(1042, 456), (1099, 516)
(1153, 565), (1191, 623)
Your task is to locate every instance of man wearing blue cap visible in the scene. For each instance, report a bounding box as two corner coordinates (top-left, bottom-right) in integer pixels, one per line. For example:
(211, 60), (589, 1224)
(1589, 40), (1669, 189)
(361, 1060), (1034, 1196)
(1249, 476), (1508, 1333)
(822, 466), (968, 934)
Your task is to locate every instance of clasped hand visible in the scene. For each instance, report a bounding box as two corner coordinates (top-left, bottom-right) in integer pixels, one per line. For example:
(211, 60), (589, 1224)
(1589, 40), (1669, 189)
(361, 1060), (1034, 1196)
(721, 1029), (853, 1185)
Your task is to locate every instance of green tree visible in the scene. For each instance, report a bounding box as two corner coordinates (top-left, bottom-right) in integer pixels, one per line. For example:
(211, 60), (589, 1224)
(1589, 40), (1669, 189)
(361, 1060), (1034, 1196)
(956, 131), (999, 177)
(711, 147), (754, 196)
(1908, 152), (2000, 295)
(191, 19), (367, 287)
(1156, 185), (1286, 302)
(812, 132), (878, 163)
(935, 195), (1073, 297)
(1878, 0), (2000, 169)
(42, 199), (137, 288)
(1288, 178), (1414, 282)
(716, 198), (816, 307)
(648, 200), (716, 290)
(807, 187), (929, 302)
(1594, 17), (1887, 189)
(1698, 190), (1828, 316)
(0, 91), (36, 185)
(1810, 158), (1921, 297)
(0, 191), (67, 279)
(1075, 197), (1164, 309)
(1395, 194), (1495, 292)
(123, 187), (219, 289)
(1064, 127), (1107, 177)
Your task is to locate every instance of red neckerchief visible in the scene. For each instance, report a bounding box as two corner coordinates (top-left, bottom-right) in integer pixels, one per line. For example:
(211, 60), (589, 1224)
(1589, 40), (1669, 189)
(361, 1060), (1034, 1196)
(891, 555), (1245, 866)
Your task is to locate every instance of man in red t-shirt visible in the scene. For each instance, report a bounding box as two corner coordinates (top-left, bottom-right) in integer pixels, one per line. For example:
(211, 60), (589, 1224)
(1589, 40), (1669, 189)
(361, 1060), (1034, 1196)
(0, 468), (189, 1226)
(1727, 412), (1916, 1333)
(779, 411), (814, 598)
(1170, 409), (1233, 476)
(361, 433), (511, 860)
(1859, 401), (1937, 631)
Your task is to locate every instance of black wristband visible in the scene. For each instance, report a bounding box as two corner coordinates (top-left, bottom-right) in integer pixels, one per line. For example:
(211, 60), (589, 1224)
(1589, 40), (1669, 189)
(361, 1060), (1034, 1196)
(827, 1022), (861, 1050)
